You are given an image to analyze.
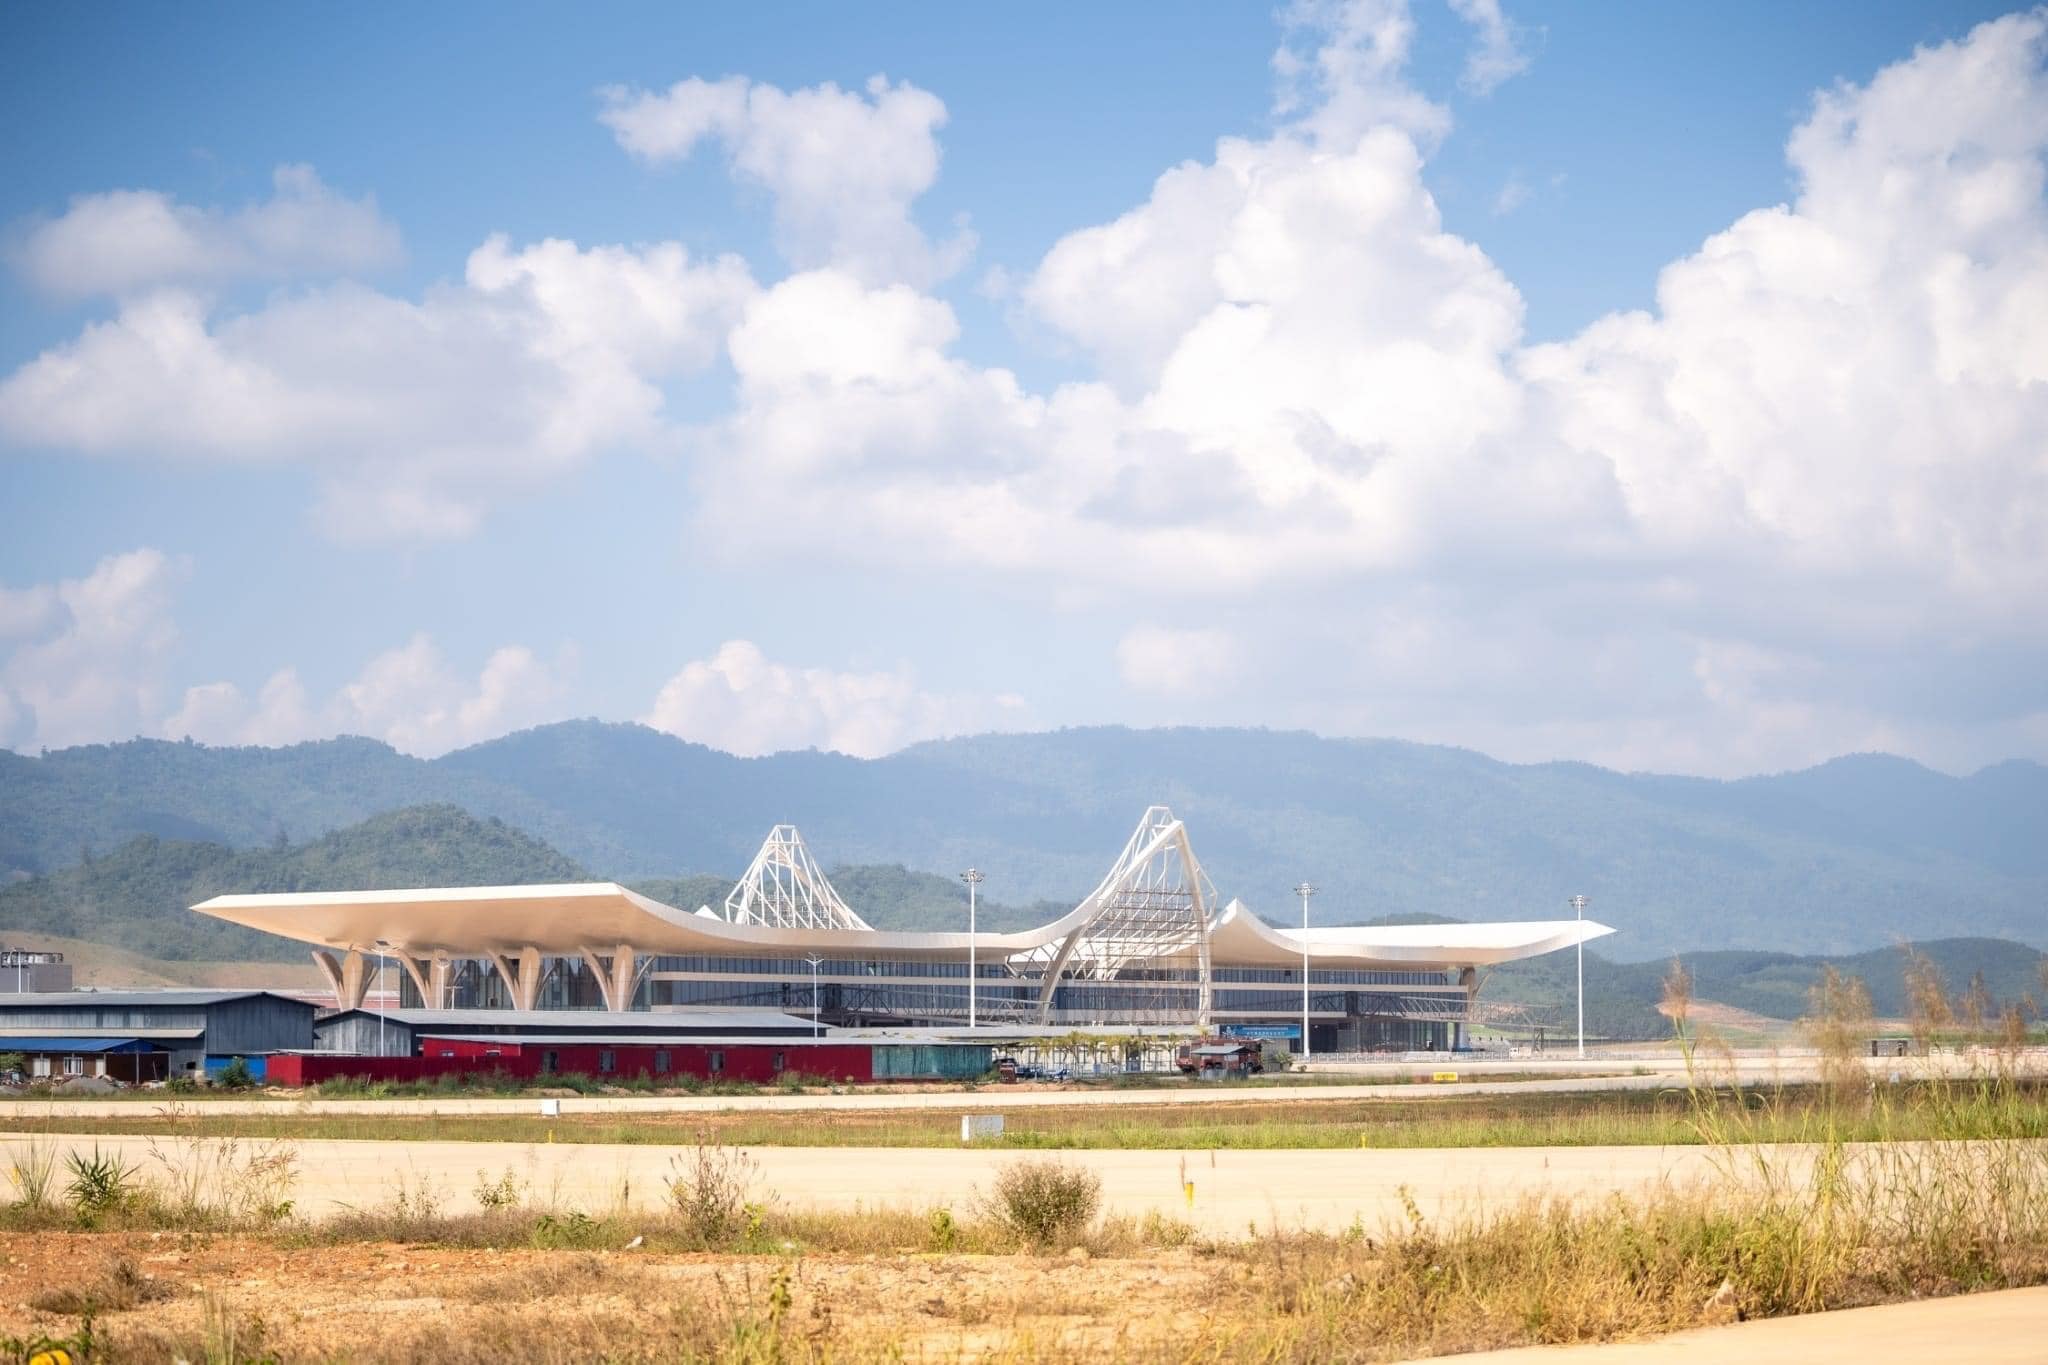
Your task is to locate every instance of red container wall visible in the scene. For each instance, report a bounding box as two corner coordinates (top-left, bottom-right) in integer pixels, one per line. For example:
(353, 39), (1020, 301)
(265, 1041), (875, 1087)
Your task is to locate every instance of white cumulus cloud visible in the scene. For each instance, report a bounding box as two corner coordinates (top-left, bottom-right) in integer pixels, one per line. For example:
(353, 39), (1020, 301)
(0, 234), (756, 540)
(165, 634), (576, 757)
(641, 639), (1023, 758)
(599, 73), (971, 285)
(9, 164), (402, 297)
(0, 549), (183, 751)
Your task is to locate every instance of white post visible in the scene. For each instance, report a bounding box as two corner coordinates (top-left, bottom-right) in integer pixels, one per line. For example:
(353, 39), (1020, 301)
(805, 954), (822, 1038)
(1294, 882), (1316, 1062)
(372, 938), (393, 1057)
(1570, 895), (1588, 1060)
(961, 869), (985, 1029)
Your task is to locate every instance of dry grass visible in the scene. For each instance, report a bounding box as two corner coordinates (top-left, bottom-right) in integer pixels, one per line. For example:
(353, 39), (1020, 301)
(5, 1004), (2048, 1360)
(12, 1116), (2048, 1364)
(441, 1251), (654, 1303)
(12, 1078), (2044, 1152)
(27, 1253), (173, 1315)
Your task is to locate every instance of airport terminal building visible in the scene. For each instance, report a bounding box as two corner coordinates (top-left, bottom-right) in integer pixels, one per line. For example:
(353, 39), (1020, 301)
(196, 807), (1611, 1053)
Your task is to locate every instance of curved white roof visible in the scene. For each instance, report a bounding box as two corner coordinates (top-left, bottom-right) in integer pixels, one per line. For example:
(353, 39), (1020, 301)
(192, 881), (1612, 971)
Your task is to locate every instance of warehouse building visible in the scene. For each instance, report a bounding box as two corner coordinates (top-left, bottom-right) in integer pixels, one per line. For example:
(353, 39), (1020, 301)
(0, 990), (318, 1080)
(311, 1005), (818, 1056)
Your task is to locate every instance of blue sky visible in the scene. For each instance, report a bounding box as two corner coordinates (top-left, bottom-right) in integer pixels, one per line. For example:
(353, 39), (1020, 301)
(1, 1), (2042, 776)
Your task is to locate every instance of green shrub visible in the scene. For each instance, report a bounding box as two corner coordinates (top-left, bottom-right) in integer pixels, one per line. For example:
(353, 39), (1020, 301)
(666, 1140), (762, 1246)
(473, 1168), (525, 1211)
(216, 1057), (257, 1090)
(982, 1156), (1102, 1246)
(65, 1147), (138, 1224)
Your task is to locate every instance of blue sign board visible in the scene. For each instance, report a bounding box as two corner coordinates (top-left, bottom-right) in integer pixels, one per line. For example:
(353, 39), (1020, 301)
(1220, 1024), (1299, 1040)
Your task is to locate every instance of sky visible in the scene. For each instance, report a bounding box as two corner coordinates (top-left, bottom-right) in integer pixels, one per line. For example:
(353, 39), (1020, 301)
(0, 0), (2043, 778)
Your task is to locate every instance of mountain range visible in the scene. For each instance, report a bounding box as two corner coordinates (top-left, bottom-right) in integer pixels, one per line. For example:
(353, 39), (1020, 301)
(3, 803), (2040, 1040)
(2, 721), (2043, 959)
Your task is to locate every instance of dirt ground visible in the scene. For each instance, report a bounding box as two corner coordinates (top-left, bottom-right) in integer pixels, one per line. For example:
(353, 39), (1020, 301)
(0, 1229), (1220, 1361)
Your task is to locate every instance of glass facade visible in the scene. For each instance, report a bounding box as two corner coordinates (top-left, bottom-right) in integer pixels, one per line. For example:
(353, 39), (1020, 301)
(398, 948), (1468, 1044)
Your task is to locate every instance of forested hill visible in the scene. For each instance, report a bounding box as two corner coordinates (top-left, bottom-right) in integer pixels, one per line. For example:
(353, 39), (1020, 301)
(3, 722), (2044, 958)
(0, 807), (1061, 962)
(2, 797), (2039, 1039)
(1484, 936), (2048, 1042)
(0, 805), (589, 961)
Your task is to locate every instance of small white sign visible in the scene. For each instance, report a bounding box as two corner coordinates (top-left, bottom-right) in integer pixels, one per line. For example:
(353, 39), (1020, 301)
(539, 1098), (561, 1117)
(960, 1114), (1004, 1143)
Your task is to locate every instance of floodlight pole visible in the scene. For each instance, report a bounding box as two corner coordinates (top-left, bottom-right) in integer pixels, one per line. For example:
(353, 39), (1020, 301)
(370, 940), (393, 1058)
(961, 869), (985, 1028)
(1294, 882), (1316, 1062)
(1569, 896), (1589, 1060)
(805, 954), (822, 1038)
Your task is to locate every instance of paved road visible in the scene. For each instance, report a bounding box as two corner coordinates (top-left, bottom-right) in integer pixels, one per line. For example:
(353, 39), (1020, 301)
(0, 1131), (1816, 1234)
(7, 1052), (1999, 1120)
(1432, 1284), (2048, 1363)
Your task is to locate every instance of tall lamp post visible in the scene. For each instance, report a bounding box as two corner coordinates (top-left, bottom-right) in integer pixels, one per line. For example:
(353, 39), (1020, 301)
(1294, 882), (1316, 1061)
(960, 869), (984, 1028)
(371, 939), (394, 1057)
(804, 954), (823, 1039)
(1568, 896), (1589, 1059)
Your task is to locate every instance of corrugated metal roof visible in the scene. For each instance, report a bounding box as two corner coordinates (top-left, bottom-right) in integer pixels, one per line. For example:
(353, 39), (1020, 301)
(0, 1027), (204, 1039)
(0, 990), (308, 1008)
(415, 1034), (888, 1047)
(321, 1007), (815, 1030)
(0, 1037), (161, 1053)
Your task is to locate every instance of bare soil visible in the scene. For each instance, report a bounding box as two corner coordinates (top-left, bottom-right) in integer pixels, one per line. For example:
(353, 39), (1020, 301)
(0, 1229), (1220, 1361)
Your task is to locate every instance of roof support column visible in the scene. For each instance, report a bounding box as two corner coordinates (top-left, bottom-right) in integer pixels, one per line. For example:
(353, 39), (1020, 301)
(577, 945), (635, 1012)
(1459, 966), (1479, 1051)
(485, 947), (544, 1011)
(394, 951), (452, 1011)
(310, 949), (370, 1011)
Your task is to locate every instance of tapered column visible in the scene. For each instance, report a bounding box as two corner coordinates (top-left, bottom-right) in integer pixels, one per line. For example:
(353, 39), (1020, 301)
(310, 949), (371, 1011)
(485, 946), (545, 1011)
(578, 945), (636, 1012)
(394, 951), (453, 1010)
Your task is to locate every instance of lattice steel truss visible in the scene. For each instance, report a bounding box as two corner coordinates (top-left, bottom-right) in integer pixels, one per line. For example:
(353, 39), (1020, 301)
(723, 825), (872, 931)
(1018, 805), (1215, 1026)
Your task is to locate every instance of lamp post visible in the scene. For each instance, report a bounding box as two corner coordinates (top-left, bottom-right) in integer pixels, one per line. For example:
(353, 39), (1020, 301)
(372, 939), (393, 1058)
(1568, 896), (1589, 1060)
(960, 869), (985, 1028)
(804, 954), (823, 1039)
(1294, 882), (1316, 1062)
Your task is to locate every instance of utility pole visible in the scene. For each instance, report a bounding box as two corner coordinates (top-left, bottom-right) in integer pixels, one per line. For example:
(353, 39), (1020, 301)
(960, 869), (984, 1028)
(1569, 896), (1589, 1059)
(805, 954), (822, 1038)
(1294, 882), (1316, 1062)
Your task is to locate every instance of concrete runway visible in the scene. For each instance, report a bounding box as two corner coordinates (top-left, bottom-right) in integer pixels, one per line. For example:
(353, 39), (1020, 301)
(1434, 1284), (2048, 1363)
(0, 1130), (1800, 1234)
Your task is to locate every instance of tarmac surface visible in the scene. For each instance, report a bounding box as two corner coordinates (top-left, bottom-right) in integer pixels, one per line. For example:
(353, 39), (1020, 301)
(0, 1130), (1809, 1233)
(1431, 1284), (2048, 1363)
